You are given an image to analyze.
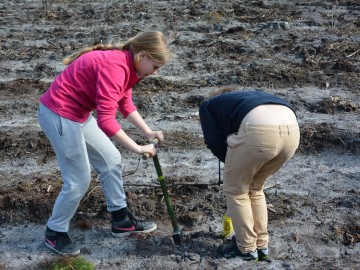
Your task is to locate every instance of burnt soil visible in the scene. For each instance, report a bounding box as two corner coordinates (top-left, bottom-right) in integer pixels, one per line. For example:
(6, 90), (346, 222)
(0, 1), (359, 270)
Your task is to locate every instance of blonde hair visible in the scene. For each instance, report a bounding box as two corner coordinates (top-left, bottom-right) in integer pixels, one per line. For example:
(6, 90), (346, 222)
(63, 31), (171, 65)
(209, 87), (237, 97)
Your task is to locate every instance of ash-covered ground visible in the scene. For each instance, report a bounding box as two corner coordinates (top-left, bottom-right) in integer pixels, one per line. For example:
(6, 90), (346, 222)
(0, 1), (359, 269)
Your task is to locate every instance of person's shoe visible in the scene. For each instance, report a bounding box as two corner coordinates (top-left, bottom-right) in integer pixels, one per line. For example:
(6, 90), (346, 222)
(111, 211), (157, 237)
(217, 236), (258, 261)
(44, 227), (80, 256)
(257, 247), (269, 261)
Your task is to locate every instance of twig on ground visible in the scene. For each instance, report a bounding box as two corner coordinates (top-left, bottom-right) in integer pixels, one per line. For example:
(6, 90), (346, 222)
(267, 204), (277, 213)
(81, 186), (101, 203)
(346, 50), (359, 58)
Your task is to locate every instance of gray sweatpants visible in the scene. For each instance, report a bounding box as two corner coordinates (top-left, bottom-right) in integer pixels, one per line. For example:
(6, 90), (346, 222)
(37, 103), (126, 232)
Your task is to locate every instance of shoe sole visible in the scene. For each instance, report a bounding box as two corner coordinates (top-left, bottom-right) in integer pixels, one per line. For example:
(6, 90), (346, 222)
(258, 255), (269, 261)
(223, 254), (258, 261)
(111, 224), (157, 238)
(242, 257), (258, 261)
(258, 250), (269, 261)
(45, 242), (80, 256)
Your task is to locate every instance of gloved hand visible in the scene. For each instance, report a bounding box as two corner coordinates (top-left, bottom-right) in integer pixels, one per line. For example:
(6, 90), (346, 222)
(222, 214), (233, 238)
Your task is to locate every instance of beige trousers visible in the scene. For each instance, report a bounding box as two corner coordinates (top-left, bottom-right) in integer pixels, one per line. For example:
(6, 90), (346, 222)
(224, 122), (300, 253)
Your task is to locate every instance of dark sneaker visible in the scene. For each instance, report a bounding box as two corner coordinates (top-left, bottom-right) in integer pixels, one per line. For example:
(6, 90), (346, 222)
(111, 211), (157, 237)
(258, 247), (269, 261)
(217, 236), (258, 261)
(45, 228), (80, 256)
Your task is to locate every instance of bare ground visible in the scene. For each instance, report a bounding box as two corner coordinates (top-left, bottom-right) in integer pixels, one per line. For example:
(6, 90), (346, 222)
(0, 1), (359, 269)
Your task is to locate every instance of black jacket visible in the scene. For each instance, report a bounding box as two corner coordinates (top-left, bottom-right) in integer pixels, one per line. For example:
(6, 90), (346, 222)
(199, 90), (295, 162)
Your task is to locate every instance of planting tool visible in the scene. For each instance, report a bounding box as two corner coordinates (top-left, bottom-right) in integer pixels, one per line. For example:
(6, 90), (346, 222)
(143, 139), (184, 246)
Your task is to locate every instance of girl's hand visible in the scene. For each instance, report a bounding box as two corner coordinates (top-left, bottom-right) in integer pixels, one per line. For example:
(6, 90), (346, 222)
(140, 144), (157, 157)
(147, 130), (164, 144)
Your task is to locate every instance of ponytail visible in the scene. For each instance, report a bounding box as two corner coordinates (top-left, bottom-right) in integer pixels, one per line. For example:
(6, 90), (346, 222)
(63, 43), (124, 65)
(63, 31), (170, 65)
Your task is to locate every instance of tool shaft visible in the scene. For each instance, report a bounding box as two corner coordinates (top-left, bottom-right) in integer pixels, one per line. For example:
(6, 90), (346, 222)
(152, 155), (179, 231)
(143, 138), (184, 245)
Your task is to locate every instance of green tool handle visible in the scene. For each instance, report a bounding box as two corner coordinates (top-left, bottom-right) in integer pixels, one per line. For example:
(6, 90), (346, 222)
(152, 154), (180, 232)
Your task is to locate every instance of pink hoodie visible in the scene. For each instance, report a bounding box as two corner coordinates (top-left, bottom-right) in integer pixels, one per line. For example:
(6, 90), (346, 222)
(40, 49), (140, 137)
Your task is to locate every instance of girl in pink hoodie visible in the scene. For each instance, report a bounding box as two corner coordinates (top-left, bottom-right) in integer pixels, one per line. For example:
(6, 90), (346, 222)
(38, 31), (170, 255)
